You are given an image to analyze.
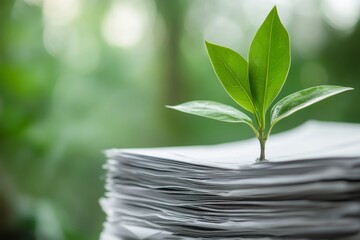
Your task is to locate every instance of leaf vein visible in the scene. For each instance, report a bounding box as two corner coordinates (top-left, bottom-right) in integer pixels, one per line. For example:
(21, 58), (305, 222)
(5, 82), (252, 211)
(216, 53), (254, 110)
(262, 11), (276, 114)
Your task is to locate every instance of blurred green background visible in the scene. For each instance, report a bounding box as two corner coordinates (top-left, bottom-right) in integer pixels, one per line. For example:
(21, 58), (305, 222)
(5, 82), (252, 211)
(0, 0), (359, 239)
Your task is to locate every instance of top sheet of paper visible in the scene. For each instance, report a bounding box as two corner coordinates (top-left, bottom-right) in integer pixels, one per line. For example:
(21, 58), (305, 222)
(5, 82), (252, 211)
(106, 121), (360, 169)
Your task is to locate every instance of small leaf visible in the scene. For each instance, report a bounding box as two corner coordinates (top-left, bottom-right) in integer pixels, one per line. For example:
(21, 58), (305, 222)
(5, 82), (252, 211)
(249, 6), (290, 117)
(167, 101), (253, 125)
(271, 85), (353, 126)
(205, 41), (255, 113)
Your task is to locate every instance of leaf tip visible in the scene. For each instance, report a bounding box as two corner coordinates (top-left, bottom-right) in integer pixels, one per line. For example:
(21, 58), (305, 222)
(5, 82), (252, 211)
(266, 6), (278, 19)
(270, 6), (285, 27)
(204, 40), (214, 49)
(333, 86), (354, 92)
(271, 5), (278, 13)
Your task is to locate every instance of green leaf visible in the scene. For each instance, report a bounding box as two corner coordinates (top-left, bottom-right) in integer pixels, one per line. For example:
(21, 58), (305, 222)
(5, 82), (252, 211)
(205, 41), (255, 113)
(167, 100), (253, 125)
(249, 6), (290, 118)
(271, 85), (353, 126)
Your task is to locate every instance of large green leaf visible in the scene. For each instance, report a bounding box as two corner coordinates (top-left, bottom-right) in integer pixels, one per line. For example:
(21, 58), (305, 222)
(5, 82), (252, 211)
(167, 101), (253, 125)
(249, 6), (290, 117)
(205, 41), (255, 113)
(271, 85), (353, 125)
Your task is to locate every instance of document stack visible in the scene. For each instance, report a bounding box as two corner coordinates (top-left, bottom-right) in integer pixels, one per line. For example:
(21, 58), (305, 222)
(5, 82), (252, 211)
(100, 121), (360, 240)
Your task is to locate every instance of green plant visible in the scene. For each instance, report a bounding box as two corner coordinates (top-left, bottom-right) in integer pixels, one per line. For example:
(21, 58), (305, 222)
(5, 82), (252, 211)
(167, 6), (353, 161)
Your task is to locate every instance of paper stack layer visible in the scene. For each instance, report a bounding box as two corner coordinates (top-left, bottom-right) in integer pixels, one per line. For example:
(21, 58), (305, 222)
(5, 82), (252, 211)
(100, 121), (360, 240)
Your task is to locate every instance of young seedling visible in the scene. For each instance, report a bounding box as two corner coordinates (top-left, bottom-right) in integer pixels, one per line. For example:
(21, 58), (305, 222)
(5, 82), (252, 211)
(167, 6), (353, 162)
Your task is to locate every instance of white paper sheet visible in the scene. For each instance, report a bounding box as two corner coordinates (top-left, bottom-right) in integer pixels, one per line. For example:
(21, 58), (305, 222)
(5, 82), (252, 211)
(101, 121), (360, 240)
(107, 121), (360, 169)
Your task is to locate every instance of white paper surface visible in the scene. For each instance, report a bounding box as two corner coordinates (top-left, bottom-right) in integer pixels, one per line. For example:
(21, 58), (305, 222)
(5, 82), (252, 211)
(107, 120), (360, 169)
(101, 121), (360, 240)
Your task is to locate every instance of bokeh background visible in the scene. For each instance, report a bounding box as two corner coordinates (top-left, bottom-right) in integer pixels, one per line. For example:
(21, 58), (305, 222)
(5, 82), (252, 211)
(0, 0), (359, 239)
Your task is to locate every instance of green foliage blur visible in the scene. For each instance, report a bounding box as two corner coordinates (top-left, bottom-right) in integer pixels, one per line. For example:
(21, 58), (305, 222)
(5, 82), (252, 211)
(0, 0), (359, 239)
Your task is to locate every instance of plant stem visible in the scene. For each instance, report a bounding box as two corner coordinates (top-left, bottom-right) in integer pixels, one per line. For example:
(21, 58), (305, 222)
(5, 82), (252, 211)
(259, 138), (266, 161)
(257, 128), (267, 161)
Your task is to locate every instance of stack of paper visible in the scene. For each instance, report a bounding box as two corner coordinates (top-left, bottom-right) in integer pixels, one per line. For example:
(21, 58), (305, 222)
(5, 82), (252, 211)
(100, 121), (360, 240)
